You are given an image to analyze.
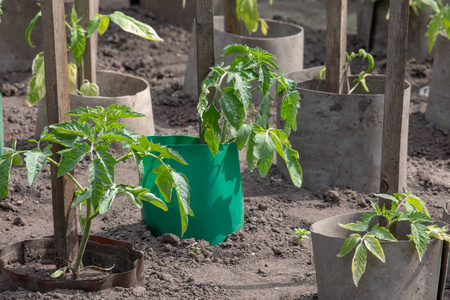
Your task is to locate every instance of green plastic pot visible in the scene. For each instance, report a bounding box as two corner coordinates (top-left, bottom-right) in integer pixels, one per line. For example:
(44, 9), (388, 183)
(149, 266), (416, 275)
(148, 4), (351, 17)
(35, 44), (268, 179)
(0, 94), (3, 156)
(141, 135), (244, 245)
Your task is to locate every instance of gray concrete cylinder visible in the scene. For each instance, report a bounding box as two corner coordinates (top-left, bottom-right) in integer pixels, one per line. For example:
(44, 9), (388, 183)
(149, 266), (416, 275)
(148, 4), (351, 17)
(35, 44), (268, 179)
(426, 33), (450, 130)
(277, 70), (411, 193)
(311, 212), (445, 300)
(183, 16), (304, 99)
(35, 71), (155, 140)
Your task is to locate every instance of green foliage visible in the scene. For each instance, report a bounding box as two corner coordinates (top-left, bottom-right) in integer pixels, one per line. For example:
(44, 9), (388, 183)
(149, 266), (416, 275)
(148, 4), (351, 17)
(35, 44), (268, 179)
(338, 192), (450, 287)
(236, 0), (274, 35)
(319, 49), (374, 95)
(294, 228), (310, 243)
(25, 4), (162, 105)
(0, 105), (191, 278)
(198, 44), (302, 188)
(426, 4), (450, 52)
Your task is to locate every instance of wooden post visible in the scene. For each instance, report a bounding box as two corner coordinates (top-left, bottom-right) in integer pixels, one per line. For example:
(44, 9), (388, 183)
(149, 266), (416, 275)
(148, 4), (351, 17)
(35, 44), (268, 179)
(380, 0), (410, 203)
(195, 0), (215, 142)
(42, 0), (78, 267)
(224, 0), (241, 35)
(325, 0), (347, 94)
(75, 0), (99, 84)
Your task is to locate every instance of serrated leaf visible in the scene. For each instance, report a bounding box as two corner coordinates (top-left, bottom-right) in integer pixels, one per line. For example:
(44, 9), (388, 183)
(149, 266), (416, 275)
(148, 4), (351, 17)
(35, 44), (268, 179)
(253, 132), (276, 177)
(138, 192), (168, 211)
(339, 221), (369, 232)
(96, 148), (116, 184)
(270, 129), (302, 187)
(153, 164), (174, 203)
(0, 156), (14, 199)
(280, 91), (300, 134)
(352, 243), (367, 287)
(24, 145), (51, 187)
(220, 44), (247, 60)
(57, 142), (90, 177)
(27, 52), (46, 106)
(26, 11), (42, 48)
(202, 104), (221, 135)
(71, 188), (91, 208)
(364, 235), (385, 262)
(98, 184), (118, 214)
(71, 23), (86, 65)
(89, 159), (109, 210)
(258, 64), (275, 97)
(232, 71), (252, 110)
(406, 194), (430, 217)
(170, 170), (190, 235)
(40, 131), (80, 148)
(411, 222), (430, 260)
(204, 127), (219, 156)
(50, 120), (91, 138)
(219, 87), (246, 131)
(361, 212), (378, 224)
(369, 200), (382, 215)
(337, 233), (361, 257)
(109, 11), (163, 41)
(131, 148), (145, 184)
(235, 123), (253, 150)
(142, 137), (187, 165)
(80, 80), (99, 97)
(260, 94), (271, 129)
(370, 224), (396, 241)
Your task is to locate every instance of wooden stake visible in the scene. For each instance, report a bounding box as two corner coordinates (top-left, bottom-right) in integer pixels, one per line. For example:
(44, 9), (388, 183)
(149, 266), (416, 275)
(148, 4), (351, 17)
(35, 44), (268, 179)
(325, 0), (347, 94)
(75, 0), (99, 84)
(195, 0), (215, 142)
(42, 0), (78, 267)
(380, 0), (410, 201)
(224, 0), (241, 35)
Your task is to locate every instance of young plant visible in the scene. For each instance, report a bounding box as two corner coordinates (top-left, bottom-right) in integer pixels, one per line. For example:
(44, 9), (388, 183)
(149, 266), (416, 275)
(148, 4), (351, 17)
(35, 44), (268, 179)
(319, 49), (374, 94)
(0, 104), (192, 279)
(337, 192), (450, 287)
(294, 228), (310, 243)
(198, 44), (303, 188)
(26, 5), (162, 105)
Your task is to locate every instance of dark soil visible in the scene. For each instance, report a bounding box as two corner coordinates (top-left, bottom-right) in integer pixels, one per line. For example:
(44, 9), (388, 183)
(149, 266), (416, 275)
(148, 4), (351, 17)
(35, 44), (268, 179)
(1, 1), (450, 299)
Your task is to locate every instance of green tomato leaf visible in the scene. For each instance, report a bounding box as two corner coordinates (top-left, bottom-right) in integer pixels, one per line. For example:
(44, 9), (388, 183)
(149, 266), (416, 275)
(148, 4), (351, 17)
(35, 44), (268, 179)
(364, 235), (385, 263)
(220, 44), (247, 60)
(406, 193), (430, 217)
(95, 148), (116, 184)
(26, 11), (42, 48)
(68, 63), (78, 93)
(0, 156), (14, 199)
(236, 0), (260, 34)
(27, 52), (46, 106)
(109, 11), (163, 41)
(40, 131), (80, 148)
(426, 14), (441, 52)
(71, 188), (91, 208)
(89, 159), (109, 210)
(51, 266), (68, 278)
(235, 123), (253, 150)
(280, 91), (300, 134)
(337, 233), (361, 258)
(70, 23), (86, 65)
(140, 136), (187, 165)
(153, 164), (174, 203)
(339, 221), (369, 232)
(57, 142), (90, 178)
(258, 64), (275, 97)
(204, 127), (219, 156)
(246, 131), (257, 171)
(131, 148), (145, 184)
(352, 243), (367, 287)
(202, 104), (221, 135)
(98, 184), (119, 214)
(253, 132), (276, 177)
(170, 170), (190, 236)
(219, 87), (246, 131)
(232, 71), (252, 110)
(24, 145), (51, 187)
(260, 94), (271, 129)
(370, 224), (397, 241)
(80, 80), (100, 97)
(50, 120), (91, 138)
(411, 222), (430, 261)
(138, 192), (168, 211)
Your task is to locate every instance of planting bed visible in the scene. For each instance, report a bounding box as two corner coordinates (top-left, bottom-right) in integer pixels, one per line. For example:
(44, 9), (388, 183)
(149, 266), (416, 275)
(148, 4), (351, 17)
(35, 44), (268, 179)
(1, 1), (450, 299)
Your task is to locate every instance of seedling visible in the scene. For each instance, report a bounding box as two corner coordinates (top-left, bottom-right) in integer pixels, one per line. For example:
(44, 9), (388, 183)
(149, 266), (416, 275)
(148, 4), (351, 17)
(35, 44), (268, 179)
(26, 4), (162, 105)
(198, 44), (303, 188)
(337, 192), (450, 287)
(294, 228), (310, 243)
(0, 104), (192, 279)
(186, 242), (201, 256)
(319, 49), (374, 94)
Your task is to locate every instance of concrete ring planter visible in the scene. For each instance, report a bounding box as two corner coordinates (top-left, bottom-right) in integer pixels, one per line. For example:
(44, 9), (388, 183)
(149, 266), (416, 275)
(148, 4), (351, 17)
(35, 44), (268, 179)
(183, 16), (304, 99)
(0, 235), (144, 293)
(277, 68), (411, 193)
(35, 70), (155, 147)
(311, 212), (447, 300)
(426, 33), (450, 130)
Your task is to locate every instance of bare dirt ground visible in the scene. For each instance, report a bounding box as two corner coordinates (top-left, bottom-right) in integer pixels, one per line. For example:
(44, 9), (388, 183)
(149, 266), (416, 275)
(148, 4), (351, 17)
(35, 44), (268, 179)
(1, 1), (450, 299)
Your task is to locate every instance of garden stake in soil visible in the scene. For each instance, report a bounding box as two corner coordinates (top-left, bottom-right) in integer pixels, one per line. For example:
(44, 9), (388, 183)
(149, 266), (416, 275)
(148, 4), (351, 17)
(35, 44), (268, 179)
(41, 0), (78, 267)
(325, 0), (347, 94)
(195, 0), (215, 143)
(380, 0), (410, 200)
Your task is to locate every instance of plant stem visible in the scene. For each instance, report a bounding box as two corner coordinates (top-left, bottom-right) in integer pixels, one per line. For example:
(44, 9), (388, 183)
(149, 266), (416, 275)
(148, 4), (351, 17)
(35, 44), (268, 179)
(72, 198), (92, 278)
(46, 157), (85, 191)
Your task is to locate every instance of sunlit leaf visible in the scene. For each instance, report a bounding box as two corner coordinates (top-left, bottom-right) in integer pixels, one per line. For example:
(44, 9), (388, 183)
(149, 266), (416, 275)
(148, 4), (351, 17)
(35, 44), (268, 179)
(352, 243), (367, 287)
(364, 235), (385, 262)
(24, 145), (51, 187)
(337, 233), (361, 258)
(109, 11), (163, 41)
